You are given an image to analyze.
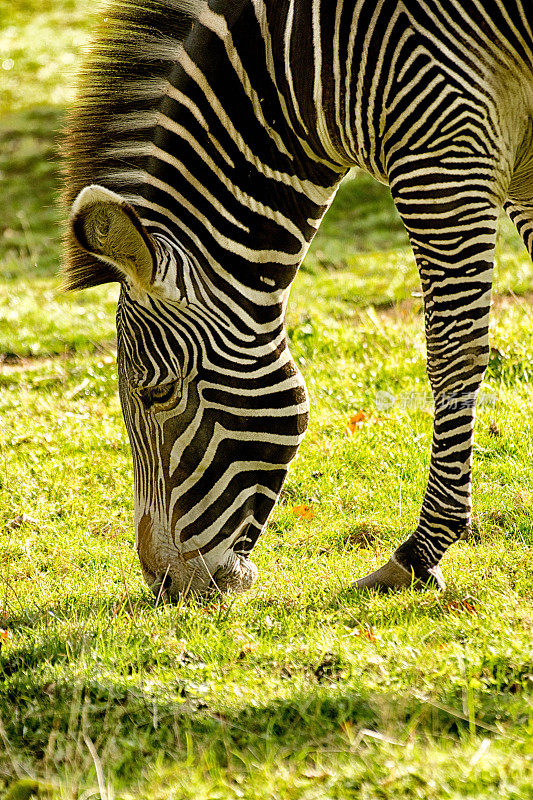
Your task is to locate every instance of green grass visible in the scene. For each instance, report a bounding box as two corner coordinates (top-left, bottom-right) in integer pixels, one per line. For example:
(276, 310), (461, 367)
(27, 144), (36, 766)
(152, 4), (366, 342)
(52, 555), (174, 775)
(1, 2), (533, 798)
(0, 0), (91, 114)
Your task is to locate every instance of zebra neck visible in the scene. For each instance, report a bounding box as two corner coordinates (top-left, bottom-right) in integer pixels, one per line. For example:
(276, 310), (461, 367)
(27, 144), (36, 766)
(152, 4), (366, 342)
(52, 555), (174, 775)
(100, 3), (345, 305)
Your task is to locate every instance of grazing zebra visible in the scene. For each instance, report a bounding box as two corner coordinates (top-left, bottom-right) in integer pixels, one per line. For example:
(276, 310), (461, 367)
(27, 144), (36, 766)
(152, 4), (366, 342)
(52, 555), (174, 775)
(64, 0), (533, 596)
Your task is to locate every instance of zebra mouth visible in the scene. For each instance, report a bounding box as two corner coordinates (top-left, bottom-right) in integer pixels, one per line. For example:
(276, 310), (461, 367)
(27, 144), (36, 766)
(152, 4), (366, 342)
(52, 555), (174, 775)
(139, 511), (262, 600)
(212, 553), (258, 594)
(147, 550), (258, 601)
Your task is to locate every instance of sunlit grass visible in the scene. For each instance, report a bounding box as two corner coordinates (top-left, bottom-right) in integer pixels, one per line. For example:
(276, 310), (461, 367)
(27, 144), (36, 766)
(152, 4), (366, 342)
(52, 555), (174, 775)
(0, 0), (92, 113)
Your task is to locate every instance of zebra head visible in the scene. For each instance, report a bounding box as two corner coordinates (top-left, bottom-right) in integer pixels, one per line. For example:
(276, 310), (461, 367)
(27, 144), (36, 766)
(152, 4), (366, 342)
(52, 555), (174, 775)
(69, 185), (309, 597)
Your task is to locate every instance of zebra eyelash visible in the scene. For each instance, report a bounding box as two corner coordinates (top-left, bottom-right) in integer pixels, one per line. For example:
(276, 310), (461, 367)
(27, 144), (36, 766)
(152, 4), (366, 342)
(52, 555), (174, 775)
(132, 378), (183, 410)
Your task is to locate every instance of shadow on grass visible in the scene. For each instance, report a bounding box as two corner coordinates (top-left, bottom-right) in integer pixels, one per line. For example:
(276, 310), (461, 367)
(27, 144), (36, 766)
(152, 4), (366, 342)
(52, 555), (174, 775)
(0, 669), (488, 789)
(0, 106), (64, 279)
(1, 583), (530, 791)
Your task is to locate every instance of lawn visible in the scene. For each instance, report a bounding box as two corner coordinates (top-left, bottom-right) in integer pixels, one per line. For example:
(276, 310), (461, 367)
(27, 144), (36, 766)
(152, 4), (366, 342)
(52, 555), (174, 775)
(1, 3), (532, 798)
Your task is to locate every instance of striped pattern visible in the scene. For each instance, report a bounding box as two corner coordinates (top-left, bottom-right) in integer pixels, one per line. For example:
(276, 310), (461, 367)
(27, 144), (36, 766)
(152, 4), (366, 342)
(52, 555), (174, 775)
(64, 0), (533, 595)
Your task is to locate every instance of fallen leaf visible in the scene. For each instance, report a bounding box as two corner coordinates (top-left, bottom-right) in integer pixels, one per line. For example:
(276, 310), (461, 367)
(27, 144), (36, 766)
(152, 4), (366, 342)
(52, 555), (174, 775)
(200, 602), (228, 615)
(292, 504), (315, 521)
(346, 411), (369, 435)
(237, 641), (257, 659)
(444, 598), (478, 615)
(6, 514), (39, 530)
(350, 626), (378, 642)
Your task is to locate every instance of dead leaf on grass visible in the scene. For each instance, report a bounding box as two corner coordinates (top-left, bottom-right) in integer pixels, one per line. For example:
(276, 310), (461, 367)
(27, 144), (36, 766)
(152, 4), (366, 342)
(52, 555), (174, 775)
(292, 504), (315, 521)
(444, 598), (478, 615)
(0, 629), (11, 647)
(6, 514), (39, 530)
(345, 411), (369, 435)
(237, 641), (258, 659)
(352, 626), (378, 642)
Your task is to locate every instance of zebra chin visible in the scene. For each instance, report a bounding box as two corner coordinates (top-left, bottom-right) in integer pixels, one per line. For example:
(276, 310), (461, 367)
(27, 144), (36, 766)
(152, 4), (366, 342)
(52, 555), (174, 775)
(137, 514), (258, 599)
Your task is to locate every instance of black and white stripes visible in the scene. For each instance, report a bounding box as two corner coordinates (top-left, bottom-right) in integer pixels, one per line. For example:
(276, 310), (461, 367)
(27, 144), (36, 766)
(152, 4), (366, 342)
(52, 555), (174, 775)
(65, 0), (533, 594)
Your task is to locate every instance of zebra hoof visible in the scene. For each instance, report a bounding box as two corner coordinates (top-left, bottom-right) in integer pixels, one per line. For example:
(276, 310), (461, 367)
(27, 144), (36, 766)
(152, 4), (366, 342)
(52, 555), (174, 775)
(353, 555), (446, 592)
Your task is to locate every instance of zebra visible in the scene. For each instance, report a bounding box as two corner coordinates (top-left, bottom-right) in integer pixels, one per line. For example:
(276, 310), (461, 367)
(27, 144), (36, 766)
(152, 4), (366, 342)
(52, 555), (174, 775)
(64, 0), (533, 597)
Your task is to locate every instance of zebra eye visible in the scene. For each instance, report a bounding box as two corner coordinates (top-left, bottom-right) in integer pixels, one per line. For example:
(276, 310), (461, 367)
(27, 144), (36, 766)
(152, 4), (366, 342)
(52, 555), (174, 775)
(137, 379), (181, 409)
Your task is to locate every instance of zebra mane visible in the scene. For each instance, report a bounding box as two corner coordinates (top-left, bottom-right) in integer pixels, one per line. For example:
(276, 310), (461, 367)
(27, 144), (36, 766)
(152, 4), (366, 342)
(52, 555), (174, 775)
(62, 0), (202, 290)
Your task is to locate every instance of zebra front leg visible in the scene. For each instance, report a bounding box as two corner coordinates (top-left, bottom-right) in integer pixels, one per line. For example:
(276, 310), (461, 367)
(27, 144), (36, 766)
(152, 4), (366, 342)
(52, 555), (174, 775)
(355, 189), (500, 591)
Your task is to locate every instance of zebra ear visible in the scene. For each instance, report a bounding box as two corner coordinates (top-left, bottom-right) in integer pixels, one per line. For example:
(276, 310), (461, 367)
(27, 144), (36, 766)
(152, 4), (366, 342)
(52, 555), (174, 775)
(68, 185), (156, 291)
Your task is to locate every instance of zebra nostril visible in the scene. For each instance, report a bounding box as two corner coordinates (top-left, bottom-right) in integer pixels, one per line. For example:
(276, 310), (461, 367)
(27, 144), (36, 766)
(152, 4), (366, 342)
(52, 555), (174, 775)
(150, 569), (173, 600)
